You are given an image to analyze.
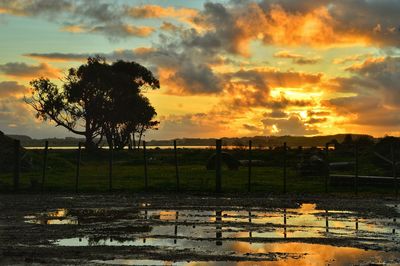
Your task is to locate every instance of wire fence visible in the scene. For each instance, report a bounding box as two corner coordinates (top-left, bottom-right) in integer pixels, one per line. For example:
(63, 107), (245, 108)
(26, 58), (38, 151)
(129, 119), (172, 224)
(1, 139), (399, 196)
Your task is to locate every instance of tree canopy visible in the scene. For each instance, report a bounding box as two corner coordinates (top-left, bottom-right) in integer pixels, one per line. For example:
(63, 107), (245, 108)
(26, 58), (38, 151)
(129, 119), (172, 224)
(26, 57), (160, 149)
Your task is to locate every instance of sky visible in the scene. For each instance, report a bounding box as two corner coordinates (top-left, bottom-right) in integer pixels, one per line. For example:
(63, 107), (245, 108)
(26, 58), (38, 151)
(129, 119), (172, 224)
(0, 0), (400, 140)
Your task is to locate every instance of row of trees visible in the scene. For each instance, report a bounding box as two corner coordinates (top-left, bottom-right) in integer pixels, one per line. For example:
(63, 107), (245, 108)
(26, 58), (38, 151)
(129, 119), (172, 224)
(26, 57), (160, 150)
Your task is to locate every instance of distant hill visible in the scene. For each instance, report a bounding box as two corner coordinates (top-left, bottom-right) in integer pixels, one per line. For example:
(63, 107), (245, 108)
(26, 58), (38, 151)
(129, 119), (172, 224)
(7, 135), (32, 141)
(148, 134), (374, 148)
(8, 135), (86, 147)
(8, 133), (375, 148)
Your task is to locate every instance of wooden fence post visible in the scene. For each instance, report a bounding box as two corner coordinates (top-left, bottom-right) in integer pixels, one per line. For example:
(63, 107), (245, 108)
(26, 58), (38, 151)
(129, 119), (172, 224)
(391, 143), (397, 198)
(13, 140), (20, 192)
(283, 142), (287, 193)
(41, 140), (49, 193)
(143, 140), (148, 190)
(248, 140), (252, 192)
(174, 140), (180, 192)
(216, 139), (222, 193)
(325, 143), (329, 193)
(75, 142), (82, 193)
(355, 142), (359, 195)
(109, 144), (113, 192)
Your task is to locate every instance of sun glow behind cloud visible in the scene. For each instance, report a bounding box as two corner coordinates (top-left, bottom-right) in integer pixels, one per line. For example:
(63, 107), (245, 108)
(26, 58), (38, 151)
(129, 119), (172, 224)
(0, 0), (400, 138)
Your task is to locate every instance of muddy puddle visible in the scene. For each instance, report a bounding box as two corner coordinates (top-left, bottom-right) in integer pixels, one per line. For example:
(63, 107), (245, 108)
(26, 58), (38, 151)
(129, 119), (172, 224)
(23, 203), (400, 265)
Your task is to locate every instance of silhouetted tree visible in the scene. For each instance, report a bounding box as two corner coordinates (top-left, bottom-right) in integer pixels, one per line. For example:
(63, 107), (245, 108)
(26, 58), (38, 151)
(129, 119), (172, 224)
(328, 138), (340, 149)
(341, 134), (353, 147)
(103, 93), (159, 150)
(354, 135), (375, 148)
(91, 59), (159, 150)
(375, 136), (400, 155)
(26, 57), (159, 149)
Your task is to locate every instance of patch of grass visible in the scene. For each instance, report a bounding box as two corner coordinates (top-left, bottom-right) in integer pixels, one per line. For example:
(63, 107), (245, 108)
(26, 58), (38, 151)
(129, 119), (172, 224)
(0, 148), (398, 196)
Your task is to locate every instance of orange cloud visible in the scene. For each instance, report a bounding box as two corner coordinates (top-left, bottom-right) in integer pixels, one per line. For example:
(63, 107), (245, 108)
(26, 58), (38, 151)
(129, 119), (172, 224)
(345, 56), (386, 72)
(0, 81), (28, 98)
(25, 53), (87, 62)
(274, 51), (304, 59)
(0, 62), (60, 79)
(191, 2), (378, 57)
(127, 5), (198, 23)
(262, 5), (369, 47)
(91, 24), (155, 38)
(333, 54), (372, 65)
(133, 47), (156, 55)
(60, 24), (86, 33)
(320, 56), (400, 135)
(123, 25), (154, 37)
(274, 50), (321, 65)
(228, 68), (323, 89)
(153, 113), (232, 139)
(160, 21), (180, 32)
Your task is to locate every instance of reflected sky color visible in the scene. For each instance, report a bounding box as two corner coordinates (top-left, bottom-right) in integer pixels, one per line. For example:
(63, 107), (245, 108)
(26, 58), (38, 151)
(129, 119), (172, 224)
(25, 202), (400, 265)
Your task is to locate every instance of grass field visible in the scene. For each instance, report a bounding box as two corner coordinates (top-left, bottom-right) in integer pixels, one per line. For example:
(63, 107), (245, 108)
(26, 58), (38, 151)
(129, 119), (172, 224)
(0, 147), (398, 195)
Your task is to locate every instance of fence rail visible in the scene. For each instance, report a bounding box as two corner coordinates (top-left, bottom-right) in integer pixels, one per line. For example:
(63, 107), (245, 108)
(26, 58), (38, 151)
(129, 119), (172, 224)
(2, 139), (399, 197)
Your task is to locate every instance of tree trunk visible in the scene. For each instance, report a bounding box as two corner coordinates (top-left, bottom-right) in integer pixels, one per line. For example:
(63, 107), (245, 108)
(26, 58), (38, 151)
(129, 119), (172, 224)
(137, 126), (145, 149)
(105, 132), (113, 151)
(85, 132), (96, 150)
(128, 133), (132, 150)
(84, 119), (99, 151)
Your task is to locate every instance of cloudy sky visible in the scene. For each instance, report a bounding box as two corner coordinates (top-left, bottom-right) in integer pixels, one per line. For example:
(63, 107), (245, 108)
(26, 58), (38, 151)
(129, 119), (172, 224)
(0, 0), (400, 140)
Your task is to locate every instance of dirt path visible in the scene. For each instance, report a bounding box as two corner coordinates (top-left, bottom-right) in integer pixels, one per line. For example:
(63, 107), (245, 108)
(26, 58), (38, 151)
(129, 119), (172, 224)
(0, 193), (399, 265)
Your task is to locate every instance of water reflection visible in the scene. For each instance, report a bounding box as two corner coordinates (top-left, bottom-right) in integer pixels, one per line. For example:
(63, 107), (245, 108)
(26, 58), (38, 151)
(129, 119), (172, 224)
(25, 204), (400, 241)
(26, 203), (400, 265)
(325, 210), (329, 234)
(215, 210), (222, 246)
(174, 211), (179, 244)
(230, 242), (399, 266)
(283, 209), (286, 239)
(25, 208), (78, 225)
(248, 211), (252, 240)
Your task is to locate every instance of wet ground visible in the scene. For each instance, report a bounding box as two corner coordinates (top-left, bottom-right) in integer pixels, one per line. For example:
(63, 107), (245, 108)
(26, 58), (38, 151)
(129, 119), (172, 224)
(0, 193), (399, 265)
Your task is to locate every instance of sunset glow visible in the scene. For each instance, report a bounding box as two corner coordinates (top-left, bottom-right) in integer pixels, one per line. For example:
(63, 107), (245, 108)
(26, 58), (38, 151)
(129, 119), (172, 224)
(1, 0), (400, 139)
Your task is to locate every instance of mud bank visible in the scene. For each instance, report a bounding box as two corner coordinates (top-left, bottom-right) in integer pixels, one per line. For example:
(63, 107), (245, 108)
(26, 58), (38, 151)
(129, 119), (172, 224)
(0, 193), (399, 265)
